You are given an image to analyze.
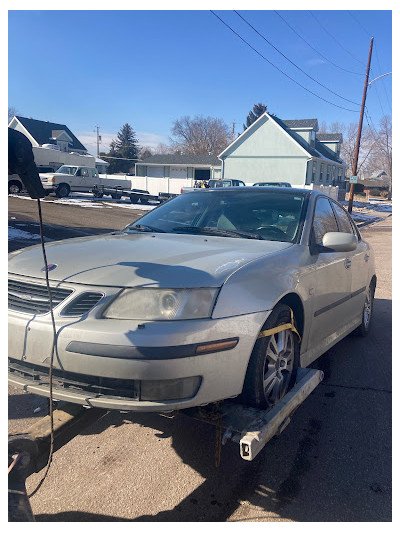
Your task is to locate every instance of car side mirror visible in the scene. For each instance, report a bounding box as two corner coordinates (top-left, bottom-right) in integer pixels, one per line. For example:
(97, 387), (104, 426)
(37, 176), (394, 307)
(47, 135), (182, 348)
(320, 232), (357, 253)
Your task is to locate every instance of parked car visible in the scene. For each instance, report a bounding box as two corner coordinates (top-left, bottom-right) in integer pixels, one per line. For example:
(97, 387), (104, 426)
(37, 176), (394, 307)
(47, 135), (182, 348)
(8, 188), (375, 412)
(181, 178), (246, 193)
(253, 181), (292, 187)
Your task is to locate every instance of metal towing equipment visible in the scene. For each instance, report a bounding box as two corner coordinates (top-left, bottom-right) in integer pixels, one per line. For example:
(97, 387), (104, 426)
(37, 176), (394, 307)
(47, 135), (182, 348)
(8, 367), (323, 520)
(91, 183), (177, 204)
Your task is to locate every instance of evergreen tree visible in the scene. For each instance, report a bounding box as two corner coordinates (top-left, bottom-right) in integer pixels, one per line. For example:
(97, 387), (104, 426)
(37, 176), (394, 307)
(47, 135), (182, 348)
(105, 123), (140, 173)
(243, 103), (268, 131)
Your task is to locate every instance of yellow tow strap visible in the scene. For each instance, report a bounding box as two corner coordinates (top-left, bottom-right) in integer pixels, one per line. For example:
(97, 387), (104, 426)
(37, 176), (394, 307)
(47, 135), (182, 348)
(257, 308), (301, 342)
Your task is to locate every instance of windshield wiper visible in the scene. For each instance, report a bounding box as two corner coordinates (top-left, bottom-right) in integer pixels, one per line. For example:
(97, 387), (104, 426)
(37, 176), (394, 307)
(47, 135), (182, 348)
(126, 224), (166, 233)
(171, 226), (264, 240)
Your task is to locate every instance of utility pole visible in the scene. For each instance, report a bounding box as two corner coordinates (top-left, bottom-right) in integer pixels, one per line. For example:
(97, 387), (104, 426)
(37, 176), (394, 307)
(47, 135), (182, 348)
(96, 125), (101, 157)
(348, 37), (374, 214)
(232, 120), (237, 139)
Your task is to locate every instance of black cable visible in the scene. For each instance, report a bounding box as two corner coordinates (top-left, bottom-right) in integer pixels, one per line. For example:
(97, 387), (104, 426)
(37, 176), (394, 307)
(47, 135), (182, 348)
(28, 199), (56, 498)
(346, 11), (392, 114)
(274, 10), (364, 76)
(234, 10), (361, 106)
(309, 11), (366, 67)
(210, 11), (360, 113)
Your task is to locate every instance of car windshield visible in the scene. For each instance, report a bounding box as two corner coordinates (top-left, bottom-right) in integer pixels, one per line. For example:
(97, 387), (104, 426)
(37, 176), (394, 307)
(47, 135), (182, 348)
(126, 189), (307, 242)
(56, 166), (78, 175)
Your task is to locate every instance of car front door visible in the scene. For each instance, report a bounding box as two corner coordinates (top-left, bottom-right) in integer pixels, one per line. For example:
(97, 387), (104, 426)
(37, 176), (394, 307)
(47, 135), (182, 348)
(331, 199), (370, 323)
(307, 196), (354, 349)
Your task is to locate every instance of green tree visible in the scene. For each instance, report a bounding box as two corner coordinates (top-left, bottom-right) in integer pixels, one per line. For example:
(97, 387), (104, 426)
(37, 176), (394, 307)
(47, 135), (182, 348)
(243, 103), (268, 130)
(105, 123), (140, 173)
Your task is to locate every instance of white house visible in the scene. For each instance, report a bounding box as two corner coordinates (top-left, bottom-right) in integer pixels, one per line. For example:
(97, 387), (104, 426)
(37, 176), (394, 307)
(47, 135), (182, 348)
(219, 113), (347, 188)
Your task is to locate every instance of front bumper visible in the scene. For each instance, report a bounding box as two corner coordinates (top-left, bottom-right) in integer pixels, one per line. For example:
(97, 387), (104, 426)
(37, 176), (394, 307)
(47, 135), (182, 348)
(8, 299), (269, 411)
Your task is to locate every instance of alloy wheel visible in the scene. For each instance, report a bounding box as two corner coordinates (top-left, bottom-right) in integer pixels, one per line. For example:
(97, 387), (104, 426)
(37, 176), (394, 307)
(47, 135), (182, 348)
(263, 329), (295, 407)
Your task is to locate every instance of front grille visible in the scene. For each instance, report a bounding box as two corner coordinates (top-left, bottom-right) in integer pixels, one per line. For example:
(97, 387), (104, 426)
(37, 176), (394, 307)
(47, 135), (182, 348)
(8, 279), (73, 315)
(61, 292), (104, 316)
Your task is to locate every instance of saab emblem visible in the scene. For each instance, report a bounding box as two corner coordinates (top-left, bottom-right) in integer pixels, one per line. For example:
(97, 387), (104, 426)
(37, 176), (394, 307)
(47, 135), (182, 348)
(41, 264), (57, 272)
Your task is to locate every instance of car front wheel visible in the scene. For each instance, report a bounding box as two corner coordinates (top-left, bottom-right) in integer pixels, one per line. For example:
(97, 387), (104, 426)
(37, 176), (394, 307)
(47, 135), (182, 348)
(242, 304), (300, 409)
(55, 184), (70, 198)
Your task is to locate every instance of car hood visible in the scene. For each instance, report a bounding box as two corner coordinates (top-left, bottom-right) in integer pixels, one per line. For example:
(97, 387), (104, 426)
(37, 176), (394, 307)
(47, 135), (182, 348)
(8, 232), (293, 288)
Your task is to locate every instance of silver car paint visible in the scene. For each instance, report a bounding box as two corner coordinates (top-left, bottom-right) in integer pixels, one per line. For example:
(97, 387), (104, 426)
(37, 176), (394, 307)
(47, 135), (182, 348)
(8, 190), (376, 411)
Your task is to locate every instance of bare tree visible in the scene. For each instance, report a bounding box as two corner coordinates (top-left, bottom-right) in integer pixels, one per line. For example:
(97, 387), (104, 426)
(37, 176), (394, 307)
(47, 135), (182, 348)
(8, 106), (19, 123)
(364, 115), (392, 198)
(154, 143), (175, 154)
(340, 122), (376, 178)
(171, 115), (231, 155)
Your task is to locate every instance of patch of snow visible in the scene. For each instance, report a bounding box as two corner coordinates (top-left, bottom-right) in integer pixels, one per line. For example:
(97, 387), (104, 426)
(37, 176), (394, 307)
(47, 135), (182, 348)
(103, 203), (156, 211)
(350, 213), (381, 223)
(9, 226), (41, 240)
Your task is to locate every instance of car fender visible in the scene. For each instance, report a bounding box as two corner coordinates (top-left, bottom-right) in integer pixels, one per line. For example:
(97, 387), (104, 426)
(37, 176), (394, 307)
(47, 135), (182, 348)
(212, 245), (313, 325)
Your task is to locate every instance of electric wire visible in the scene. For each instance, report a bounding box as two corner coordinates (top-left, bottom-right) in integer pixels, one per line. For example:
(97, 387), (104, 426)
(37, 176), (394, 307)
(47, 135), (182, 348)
(346, 10), (392, 114)
(308, 11), (366, 67)
(210, 11), (360, 113)
(27, 199), (56, 498)
(273, 10), (364, 76)
(234, 10), (361, 106)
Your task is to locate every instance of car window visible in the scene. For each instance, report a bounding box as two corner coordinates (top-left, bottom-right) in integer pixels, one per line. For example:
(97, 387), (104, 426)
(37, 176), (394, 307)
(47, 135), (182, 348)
(331, 201), (355, 235)
(127, 190), (307, 243)
(81, 168), (89, 178)
(312, 197), (339, 244)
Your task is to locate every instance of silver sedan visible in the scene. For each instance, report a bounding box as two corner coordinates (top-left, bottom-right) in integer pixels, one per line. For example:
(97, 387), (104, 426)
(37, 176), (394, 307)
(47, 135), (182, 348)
(8, 188), (376, 411)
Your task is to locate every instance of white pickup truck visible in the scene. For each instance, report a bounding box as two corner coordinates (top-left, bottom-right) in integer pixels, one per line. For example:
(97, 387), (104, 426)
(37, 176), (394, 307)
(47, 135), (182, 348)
(39, 165), (131, 198)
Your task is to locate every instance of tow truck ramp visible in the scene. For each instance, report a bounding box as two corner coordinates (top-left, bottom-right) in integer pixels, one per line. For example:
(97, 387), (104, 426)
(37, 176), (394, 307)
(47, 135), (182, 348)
(182, 368), (324, 461)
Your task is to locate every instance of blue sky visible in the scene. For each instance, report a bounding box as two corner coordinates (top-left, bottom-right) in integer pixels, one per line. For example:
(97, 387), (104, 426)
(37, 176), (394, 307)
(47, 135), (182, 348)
(8, 8), (392, 156)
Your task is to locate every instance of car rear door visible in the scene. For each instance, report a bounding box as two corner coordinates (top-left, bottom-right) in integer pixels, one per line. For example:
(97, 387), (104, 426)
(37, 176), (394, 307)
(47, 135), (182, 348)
(307, 196), (353, 348)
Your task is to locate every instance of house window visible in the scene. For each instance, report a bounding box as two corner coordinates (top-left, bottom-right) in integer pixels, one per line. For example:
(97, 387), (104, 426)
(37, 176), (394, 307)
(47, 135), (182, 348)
(326, 165), (331, 183)
(319, 164), (324, 182)
(311, 161), (317, 183)
(337, 168), (343, 182)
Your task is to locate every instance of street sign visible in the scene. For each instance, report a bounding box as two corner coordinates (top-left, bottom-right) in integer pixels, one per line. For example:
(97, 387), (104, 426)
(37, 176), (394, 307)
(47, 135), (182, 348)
(350, 176), (358, 184)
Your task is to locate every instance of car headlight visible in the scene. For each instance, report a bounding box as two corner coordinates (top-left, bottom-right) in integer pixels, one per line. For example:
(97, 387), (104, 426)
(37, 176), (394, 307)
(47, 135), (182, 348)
(103, 288), (219, 320)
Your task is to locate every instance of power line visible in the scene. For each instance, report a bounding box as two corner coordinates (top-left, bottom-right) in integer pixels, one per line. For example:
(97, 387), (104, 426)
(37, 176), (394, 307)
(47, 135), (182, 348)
(346, 11), (392, 115)
(210, 11), (359, 113)
(234, 10), (360, 106)
(309, 11), (366, 67)
(364, 106), (380, 140)
(347, 10), (371, 37)
(274, 10), (364, 76)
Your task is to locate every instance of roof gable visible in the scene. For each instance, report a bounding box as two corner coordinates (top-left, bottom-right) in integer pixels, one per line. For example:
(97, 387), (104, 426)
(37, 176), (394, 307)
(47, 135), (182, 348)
(15, 116), (87, 152)
(219, 112), (344, 164)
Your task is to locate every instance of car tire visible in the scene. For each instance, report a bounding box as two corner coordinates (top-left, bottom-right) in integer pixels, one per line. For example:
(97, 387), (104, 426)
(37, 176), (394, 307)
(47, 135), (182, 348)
(130, 194), (139, 204)
(111, 193), (121, 199)
(8, 181), (22, 194)
(55, 184), (70, 198)
(140, 197), (149, 204)
(241, 304), (300, 409)
(353, 283), (375, 337)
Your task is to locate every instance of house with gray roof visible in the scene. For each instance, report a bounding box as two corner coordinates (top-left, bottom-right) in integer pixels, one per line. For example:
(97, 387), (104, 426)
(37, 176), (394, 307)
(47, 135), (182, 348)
(219, 112), (346, 188)
(135, 154), (222, 181)
(8, 116), (88, 153)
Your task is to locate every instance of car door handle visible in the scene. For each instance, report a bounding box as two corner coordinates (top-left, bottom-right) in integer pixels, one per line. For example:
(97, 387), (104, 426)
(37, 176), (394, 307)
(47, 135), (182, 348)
(364, 253), (370, 262)
(344, 259), (352, 269)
